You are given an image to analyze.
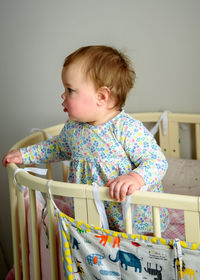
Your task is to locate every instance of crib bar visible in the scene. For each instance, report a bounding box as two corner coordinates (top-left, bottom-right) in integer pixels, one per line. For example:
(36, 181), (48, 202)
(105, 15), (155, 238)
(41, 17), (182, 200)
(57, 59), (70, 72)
(62, 162), (69, 182)
(152, 206), (161, 238)
(74, 197), (89, 223)
(46, 162), (53, 179)
(126, 191), (199, 211)
(195, 123), (200, 160)
(87, 199), (102, 226)
(159, 124), (170, 156)
(184, 211), (200, 243)
(29, 189), (41, 280)
(7, 168), (21, 280)
(169, 113), (200, 123)
(124, 206), (132, 234)
(130, 112), (162, 122)
(47, 196), (59, 280)
(16, 188), (29, 279)
(168, 122), (180, 157)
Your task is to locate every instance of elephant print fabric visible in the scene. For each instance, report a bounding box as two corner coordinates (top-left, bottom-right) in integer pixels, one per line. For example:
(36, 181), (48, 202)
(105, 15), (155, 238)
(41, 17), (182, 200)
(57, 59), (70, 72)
(56, 212), (200, 280)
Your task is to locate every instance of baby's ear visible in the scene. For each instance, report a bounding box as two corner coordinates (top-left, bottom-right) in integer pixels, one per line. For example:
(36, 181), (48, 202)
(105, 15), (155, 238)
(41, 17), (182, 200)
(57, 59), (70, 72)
(96, 86), (111, 106)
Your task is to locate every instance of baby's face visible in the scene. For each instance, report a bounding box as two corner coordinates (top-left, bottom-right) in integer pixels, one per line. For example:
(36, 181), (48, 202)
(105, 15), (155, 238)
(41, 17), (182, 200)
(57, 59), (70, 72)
(61, 60), (100, 124)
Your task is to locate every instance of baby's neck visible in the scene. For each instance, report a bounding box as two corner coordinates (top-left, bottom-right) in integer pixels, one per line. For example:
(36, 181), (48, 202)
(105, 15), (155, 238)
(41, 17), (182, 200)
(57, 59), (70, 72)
(87, 109), (121, 126)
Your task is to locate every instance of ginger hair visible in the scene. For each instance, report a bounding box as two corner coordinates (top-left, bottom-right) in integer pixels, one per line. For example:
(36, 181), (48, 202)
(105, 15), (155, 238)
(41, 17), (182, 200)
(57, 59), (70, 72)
(63, 45), (136, 109)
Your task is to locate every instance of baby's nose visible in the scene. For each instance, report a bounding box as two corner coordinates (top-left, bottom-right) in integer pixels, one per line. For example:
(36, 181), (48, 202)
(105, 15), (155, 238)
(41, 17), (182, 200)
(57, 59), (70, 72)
(61, 92), (65, 99)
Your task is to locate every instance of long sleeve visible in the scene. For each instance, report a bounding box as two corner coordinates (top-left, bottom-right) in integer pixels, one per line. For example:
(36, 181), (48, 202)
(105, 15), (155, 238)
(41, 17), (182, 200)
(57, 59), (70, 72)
(123, 119), (168, 187)
(21, 123), (72, 164)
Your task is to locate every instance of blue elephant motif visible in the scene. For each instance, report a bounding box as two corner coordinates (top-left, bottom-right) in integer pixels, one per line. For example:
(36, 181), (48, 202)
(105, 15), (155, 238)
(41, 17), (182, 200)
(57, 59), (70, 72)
(109, 250), (142, 272)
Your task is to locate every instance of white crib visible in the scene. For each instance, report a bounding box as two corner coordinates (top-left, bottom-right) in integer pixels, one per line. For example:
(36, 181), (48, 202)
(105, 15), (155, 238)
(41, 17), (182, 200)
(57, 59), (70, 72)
(6, 112), (200, 279)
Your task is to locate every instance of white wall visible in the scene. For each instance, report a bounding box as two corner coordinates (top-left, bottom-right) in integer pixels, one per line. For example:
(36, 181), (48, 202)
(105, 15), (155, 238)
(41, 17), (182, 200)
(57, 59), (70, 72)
(0, 0), (200, 275)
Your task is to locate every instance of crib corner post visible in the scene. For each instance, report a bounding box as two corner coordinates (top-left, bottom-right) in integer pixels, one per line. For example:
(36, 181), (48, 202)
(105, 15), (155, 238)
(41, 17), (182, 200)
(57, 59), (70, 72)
(7, 166), (21, 280)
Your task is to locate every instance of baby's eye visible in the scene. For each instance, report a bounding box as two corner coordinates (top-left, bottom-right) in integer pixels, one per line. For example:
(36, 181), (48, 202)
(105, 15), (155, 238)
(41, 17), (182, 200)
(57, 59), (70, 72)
(67, 88), (74, 94)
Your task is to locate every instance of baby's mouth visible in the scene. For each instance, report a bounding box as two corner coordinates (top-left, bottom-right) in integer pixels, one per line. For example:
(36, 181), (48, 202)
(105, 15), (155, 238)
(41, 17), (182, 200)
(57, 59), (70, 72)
(63, 107), (68, 112)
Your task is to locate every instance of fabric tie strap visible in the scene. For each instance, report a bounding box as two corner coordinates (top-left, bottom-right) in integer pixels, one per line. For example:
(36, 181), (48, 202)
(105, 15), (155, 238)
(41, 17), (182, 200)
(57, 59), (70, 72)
(13, 167), (48, 205)
(92, 182), (110, 229)
(92, 182), (149, 231)
(46, 180), (58, 211)
(122, 185), (149, 232)
(150, 110), (170, 136)
(174, 238), (184, 280)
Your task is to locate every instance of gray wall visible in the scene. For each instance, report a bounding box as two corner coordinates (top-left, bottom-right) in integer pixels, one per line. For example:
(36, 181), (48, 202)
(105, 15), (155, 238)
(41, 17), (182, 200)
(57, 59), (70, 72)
(0, 0), (200, 276)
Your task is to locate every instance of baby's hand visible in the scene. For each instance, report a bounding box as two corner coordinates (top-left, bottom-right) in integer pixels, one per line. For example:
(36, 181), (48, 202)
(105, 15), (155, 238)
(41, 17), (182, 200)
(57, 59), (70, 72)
(2, 149), (23, 167)
(107, 172), (145, 202)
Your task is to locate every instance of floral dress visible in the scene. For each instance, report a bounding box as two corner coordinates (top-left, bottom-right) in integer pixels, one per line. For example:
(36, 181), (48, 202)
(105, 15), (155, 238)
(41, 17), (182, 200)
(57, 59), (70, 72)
(21, 111), (169, 233)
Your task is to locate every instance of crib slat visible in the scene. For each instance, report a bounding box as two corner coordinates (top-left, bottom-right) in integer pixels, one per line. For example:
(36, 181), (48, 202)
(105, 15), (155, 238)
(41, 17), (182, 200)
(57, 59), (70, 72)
(46, 162), (53, 179)
(85, 186), (106, 227)
(74, 197), (88, 222)
(152, 206), (161, 238)
(184, 210), (200, 243)
(86, 198), (102, 227)
(29, 189), (41, 280)
(42, 130), (53, 180)
(62, 162), (69, 182)
(7, 169), (21, 280)
(124, 205), (132, 234)
(46, 196), (59, 280)
(159, 124), (170, 156)
(16, 188), (29, 279)
(168, 122), (180, 157)
(195, 123), (200, 160)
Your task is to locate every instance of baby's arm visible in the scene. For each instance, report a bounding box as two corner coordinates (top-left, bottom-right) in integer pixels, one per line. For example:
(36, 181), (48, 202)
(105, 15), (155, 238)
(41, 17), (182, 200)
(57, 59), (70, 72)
(107, 171), (145, 202)
(2, 149), (23, 167)
(107, 118), (168, 202)
(2, 121), (72, 166)
(20, 137), (71, 164)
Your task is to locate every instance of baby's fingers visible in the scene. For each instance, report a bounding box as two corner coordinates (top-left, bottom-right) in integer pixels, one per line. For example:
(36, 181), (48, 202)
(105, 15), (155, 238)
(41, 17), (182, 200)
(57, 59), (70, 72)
(109, 180), (127, 202)
(3, 156), (16, 167)
(2, 150), (22, 167)
(126, 185), (136, 196)
(119, 183), (130, 201)
(107, 179), (118, 200)
(107, 179), (115, 197)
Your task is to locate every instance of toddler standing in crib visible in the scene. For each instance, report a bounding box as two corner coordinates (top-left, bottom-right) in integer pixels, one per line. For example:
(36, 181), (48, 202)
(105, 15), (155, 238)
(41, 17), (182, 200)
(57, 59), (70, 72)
(2, 45), (169, 234)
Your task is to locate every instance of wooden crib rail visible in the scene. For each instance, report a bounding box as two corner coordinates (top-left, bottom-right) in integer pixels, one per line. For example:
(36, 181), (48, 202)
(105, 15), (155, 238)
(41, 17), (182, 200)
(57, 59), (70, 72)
(131, 112), (200, 159)
(10, 165), (200, 239)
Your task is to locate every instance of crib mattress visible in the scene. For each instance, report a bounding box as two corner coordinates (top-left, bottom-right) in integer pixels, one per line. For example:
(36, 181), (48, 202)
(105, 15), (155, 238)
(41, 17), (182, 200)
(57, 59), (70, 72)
(163, 157), (200, 196)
